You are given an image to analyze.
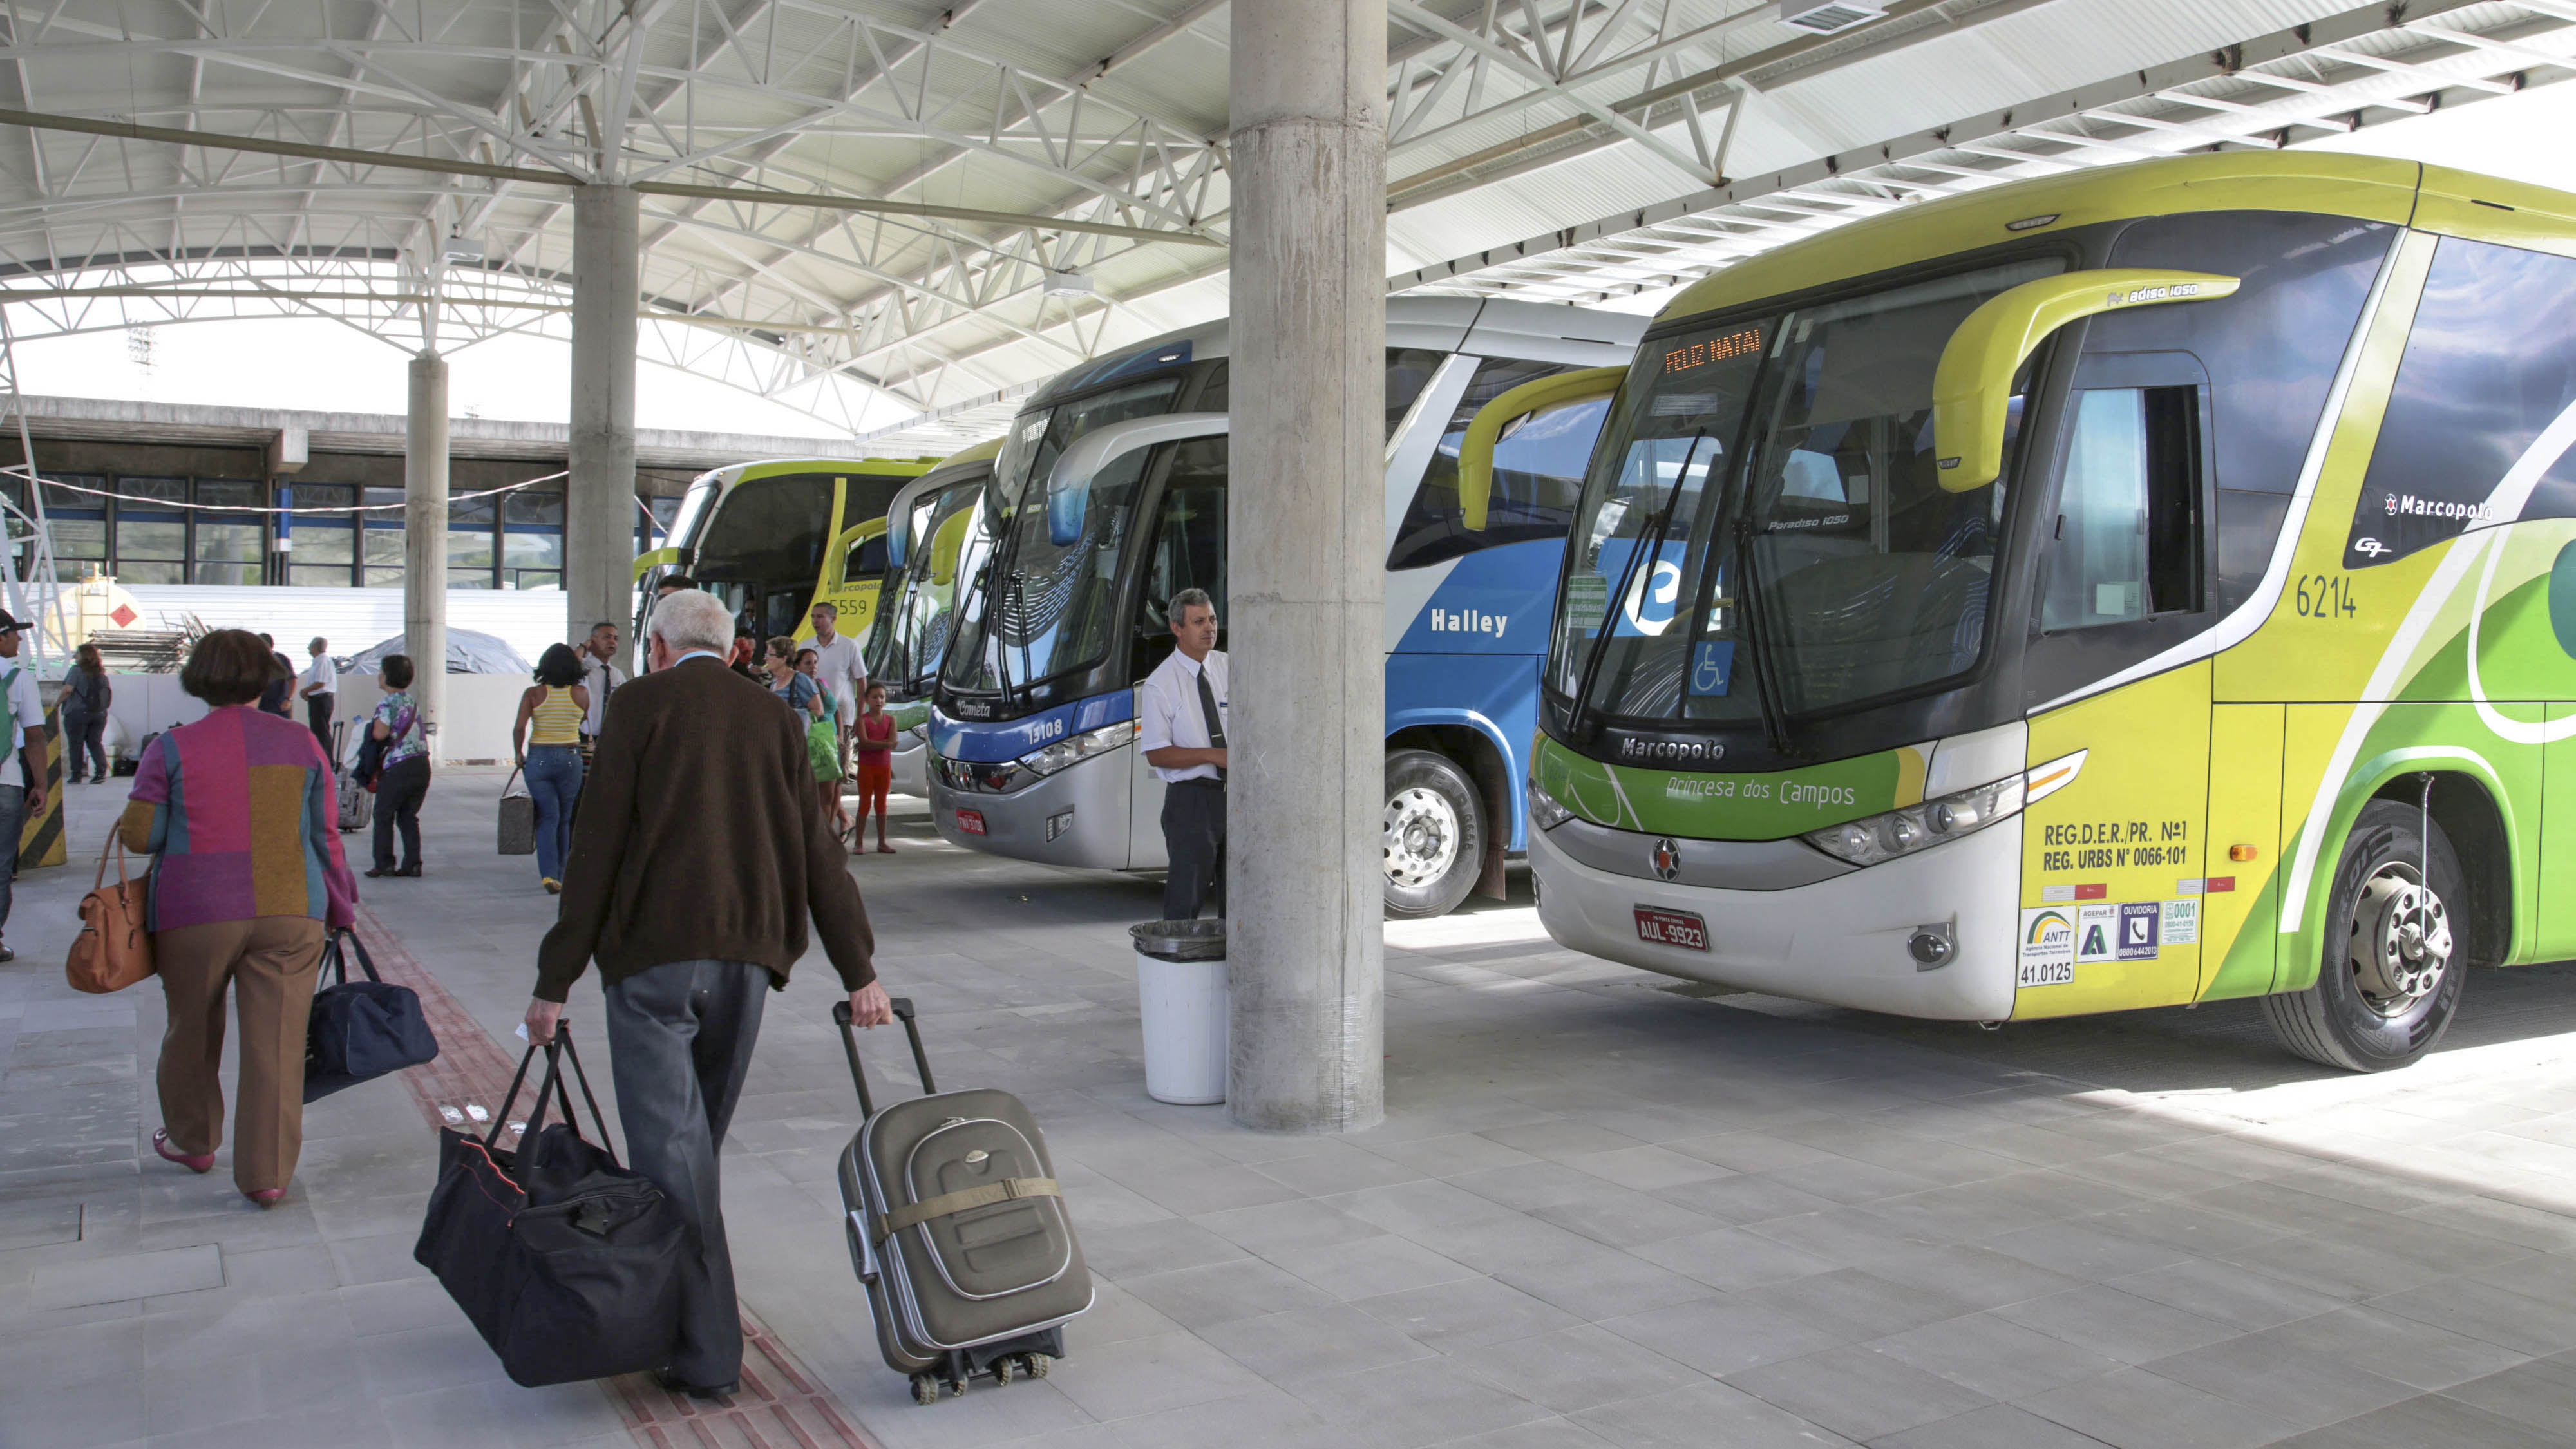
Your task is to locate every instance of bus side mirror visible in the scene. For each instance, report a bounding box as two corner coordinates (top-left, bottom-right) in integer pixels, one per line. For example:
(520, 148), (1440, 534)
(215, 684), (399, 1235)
(1046, 473), (1087, 546)
(1457, 366), (1628, 532)
(929, 510), (973, 587)
(1930, 269), (2239, 492)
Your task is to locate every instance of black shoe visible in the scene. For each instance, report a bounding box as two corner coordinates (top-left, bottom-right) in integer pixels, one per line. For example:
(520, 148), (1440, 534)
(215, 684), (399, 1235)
(395, 864), (422, 878)
(656, 1372), (738, 1403)
(0, 945), (14, 963)
(364, 865), (394, 878)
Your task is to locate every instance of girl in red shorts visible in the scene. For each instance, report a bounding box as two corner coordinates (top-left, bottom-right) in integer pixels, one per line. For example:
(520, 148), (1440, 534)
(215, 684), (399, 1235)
(853, 681), (897, 854)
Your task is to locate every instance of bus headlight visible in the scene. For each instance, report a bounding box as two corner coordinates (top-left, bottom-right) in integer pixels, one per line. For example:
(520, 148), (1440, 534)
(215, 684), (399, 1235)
(1527, 779), (1573, 831)
(1017, 720), (1137, 777)
(1803, 750), (2086, 867)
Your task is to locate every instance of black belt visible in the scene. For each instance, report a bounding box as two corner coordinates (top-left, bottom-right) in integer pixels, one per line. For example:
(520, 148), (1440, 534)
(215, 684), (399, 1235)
(1169, 777), (1224, 791)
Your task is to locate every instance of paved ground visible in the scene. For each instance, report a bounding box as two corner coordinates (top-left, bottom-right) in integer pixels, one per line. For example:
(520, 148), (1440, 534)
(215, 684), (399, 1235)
(6, 771), (2576, 1449)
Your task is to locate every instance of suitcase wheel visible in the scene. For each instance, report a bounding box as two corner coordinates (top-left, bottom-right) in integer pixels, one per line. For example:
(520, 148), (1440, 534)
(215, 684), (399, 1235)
(910, 1374), (939, 1406)
(993, 1358), (1015, 1387)
(1024, 1354), (1052, 1380)
(947, 1376), (967, 1398)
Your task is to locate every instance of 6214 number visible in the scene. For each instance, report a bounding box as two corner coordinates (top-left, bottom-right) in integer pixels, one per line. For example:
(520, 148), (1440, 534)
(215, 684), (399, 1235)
(2295, 573), (2360, 619)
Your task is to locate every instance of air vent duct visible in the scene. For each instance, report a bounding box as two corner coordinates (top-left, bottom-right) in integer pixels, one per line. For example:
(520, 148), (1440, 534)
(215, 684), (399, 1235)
(1779, 1), (1884, 34)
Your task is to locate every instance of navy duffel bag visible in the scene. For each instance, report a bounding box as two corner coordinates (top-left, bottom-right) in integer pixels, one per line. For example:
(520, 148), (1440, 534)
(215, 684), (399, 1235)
(303, 927), (439, 1102)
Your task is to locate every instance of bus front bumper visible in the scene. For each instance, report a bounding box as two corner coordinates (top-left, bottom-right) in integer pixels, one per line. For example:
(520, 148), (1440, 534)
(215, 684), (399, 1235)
(927, 748), (1132, 869)
(1530, 817), (2022, 1022)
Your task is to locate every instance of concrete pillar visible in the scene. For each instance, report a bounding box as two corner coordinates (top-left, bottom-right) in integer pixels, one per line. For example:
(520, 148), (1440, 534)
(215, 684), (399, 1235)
(1226, 0), (1388, 1133)
(404, 351), (450, 748)
(568, 183), (640, 649)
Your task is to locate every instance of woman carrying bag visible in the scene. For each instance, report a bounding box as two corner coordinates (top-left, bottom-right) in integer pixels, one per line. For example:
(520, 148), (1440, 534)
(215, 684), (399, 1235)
(511, 645), (591, 895)
(366, 654), (432, 879)
(119, 630), (359, 1207)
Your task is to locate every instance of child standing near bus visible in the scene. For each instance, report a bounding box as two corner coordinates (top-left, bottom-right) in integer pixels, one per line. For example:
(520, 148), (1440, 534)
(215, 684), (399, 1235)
(853, 682), (896, 855)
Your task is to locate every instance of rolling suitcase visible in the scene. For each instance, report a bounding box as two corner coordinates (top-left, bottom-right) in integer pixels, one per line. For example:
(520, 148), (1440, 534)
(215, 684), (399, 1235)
(833, 998), (1091, 1405)
(333, 723), (371, 833)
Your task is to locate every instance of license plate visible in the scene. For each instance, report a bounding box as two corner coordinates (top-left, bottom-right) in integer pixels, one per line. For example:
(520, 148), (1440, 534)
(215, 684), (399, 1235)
(955, 808), (987, 835)
(1634, 907), (1707, 951)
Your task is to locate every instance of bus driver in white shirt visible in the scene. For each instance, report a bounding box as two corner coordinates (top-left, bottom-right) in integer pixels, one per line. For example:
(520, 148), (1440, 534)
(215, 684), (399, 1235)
(1137, 588), (1227, 921)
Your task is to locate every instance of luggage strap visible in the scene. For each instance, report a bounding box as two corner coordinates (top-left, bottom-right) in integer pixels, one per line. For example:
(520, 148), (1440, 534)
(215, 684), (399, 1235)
(873, 1176), (1058, 1244)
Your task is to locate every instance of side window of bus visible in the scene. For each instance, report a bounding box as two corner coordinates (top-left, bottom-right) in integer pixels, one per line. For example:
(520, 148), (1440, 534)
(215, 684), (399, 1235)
(2040, 381), (2204, 631)
(2342, 235), (2576, 568)
(1133, 439), (1228, 679)
(1387, 358), (1602, 571)
(846, 532), (889, 583)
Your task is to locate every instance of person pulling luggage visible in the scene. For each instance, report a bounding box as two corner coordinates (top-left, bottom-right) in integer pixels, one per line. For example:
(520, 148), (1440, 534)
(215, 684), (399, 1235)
(1137, 588), (1227, 920)
(524, 588), (892, 1403)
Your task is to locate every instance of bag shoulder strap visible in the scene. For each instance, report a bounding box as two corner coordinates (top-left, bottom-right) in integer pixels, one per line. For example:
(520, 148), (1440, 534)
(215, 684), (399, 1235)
(872, 1176), (1061, 1245)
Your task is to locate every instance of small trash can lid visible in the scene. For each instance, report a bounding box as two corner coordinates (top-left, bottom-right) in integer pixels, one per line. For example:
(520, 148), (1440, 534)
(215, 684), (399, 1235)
(1130, 918), (1227, 961)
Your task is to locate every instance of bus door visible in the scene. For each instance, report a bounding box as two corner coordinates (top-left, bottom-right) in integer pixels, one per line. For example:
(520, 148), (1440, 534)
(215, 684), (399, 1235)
(2016, 352), (2219, 1018)
(1124, 436), (1228, 871)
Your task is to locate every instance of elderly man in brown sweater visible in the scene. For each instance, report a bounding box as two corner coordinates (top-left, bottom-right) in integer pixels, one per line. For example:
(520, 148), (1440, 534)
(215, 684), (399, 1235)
(524, 587), (893, 1402)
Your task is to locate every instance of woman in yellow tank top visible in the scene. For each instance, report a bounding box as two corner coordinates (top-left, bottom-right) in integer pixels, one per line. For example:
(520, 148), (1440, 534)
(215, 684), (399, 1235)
(512, 644), (593, 894)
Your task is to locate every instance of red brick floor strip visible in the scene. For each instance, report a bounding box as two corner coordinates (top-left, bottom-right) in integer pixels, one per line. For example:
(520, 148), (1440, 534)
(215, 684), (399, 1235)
(353, 906), (881, 1449)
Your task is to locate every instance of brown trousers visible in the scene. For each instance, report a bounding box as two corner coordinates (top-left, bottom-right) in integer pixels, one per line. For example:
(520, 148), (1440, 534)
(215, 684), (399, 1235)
(154, 916), (327, 1193)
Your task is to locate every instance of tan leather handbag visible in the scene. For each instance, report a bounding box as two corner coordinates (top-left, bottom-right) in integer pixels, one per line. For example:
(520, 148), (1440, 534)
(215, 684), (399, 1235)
(68, 836), (153, 994)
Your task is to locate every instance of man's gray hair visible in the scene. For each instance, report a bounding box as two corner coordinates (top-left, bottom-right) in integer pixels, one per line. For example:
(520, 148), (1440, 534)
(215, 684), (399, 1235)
(1171, 587), (1216, 623)
(650, 589), (735, 655)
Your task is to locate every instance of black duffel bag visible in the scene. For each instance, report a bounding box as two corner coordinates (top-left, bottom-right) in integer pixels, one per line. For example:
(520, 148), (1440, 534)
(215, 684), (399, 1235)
(303, 929), (439, 1103)
(412, 1025), (693, 1387)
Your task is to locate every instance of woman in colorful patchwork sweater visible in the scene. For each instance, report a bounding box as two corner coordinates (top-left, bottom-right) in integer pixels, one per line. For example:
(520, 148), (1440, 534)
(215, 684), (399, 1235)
(119, 630), (359, 1207)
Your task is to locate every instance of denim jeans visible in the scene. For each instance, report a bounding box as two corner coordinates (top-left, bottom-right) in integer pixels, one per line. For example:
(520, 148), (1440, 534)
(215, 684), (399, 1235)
(0, 782), (23, 933)
(523, 744), (583, 882)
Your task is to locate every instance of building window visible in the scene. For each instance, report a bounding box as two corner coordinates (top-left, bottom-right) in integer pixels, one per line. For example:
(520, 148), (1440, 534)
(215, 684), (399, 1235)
(285, 483), (357, 586)
(38, 475), (107, 569)
(192, 478), (265, 585)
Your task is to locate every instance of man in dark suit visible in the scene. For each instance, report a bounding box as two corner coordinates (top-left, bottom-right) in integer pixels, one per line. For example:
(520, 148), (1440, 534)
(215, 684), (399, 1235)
(524, 588), (893, 1401)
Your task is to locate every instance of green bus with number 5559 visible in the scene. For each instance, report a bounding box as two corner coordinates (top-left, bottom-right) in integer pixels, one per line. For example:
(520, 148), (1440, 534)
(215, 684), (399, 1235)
(1516, 151), (2576, 1070)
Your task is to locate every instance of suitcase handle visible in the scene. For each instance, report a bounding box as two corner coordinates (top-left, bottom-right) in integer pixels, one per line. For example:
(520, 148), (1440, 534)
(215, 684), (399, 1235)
(833, 995), (933, 1119)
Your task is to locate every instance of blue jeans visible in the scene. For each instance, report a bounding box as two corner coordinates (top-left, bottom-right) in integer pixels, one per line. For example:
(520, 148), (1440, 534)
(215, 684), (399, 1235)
(524, 744), (583, 882)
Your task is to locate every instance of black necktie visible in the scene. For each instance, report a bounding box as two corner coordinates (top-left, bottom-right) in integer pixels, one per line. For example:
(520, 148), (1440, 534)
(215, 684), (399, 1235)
(1195, 667), (1226, 782)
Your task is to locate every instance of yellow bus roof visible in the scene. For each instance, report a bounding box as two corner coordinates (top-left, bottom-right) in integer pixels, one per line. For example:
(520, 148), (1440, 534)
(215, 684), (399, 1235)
(1661, 151), (2576, 327)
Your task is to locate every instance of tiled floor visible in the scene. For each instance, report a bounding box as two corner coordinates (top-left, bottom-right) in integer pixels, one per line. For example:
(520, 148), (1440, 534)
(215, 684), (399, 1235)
(5, 773), (2576, 1448)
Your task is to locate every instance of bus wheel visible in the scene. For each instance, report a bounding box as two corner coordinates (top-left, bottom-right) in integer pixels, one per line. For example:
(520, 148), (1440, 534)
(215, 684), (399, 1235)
(1383, 750), (1483, 920)
(2260, 800), (2467, 1072)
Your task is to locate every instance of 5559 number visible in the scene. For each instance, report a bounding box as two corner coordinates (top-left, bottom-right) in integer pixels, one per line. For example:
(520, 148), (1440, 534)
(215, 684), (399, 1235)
(2295, 573), (2360, 619)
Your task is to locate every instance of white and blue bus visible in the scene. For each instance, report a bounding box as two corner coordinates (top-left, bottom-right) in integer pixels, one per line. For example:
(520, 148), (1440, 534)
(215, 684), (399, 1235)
(925, 298), (1645, 916)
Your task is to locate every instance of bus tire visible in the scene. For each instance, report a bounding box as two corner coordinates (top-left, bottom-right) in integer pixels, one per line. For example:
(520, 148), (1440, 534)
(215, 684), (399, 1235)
(2260, 800), (2467, 1073)
(1383, 750), (1484, 920)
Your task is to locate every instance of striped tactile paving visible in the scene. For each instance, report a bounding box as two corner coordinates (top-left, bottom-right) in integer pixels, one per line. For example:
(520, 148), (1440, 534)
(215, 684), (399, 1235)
(353, 905), (880, 1449)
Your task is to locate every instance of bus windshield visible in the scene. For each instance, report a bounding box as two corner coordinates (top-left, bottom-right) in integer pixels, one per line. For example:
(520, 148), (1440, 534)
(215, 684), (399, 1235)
(871, 475), (988, 695)
(1551, 258), (2060, 728)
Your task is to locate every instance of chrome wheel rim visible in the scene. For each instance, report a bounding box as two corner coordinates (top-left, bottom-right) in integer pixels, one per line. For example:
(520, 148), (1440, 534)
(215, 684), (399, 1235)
(1383, 786), (1460, 889)
(2348, 863), (2452, 1016)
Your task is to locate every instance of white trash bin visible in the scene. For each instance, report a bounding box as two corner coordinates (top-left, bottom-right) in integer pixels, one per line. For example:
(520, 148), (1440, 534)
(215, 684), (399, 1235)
(1129, 920), (1228, 1105)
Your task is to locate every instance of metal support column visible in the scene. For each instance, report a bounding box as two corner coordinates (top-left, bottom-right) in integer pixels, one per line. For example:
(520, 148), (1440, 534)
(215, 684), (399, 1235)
(1226, 0), (1388, 1133)
(568, 183), (640, 649)
(403, 350), (450, 748)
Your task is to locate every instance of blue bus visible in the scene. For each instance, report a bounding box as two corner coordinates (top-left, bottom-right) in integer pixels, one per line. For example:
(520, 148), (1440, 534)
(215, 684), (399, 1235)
(927, 298), (1645, 916)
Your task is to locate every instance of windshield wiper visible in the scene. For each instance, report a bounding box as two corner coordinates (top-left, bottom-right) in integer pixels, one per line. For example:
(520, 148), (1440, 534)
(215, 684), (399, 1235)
(1566, 430), (1706, 745)
(1731, 516), (1795, 757)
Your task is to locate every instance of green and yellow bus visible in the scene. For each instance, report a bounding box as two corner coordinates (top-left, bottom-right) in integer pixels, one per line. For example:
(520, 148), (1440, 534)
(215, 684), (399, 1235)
(1524, 151), (2576, 1070)
(636, 456), (937, 650)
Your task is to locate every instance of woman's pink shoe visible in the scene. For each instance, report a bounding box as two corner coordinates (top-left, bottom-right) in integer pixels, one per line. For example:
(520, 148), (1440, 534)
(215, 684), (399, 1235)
(245, 1188), (285, 1208)
(151, 1128), (214, 1175)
